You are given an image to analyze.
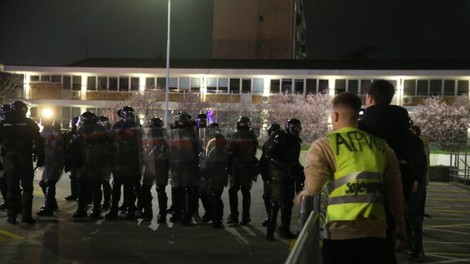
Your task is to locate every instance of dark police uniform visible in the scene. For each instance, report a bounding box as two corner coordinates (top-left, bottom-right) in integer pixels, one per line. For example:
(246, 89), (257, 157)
(0, 101), (44, 224)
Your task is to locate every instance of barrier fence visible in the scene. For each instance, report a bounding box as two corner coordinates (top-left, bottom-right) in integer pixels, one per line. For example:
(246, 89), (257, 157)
(285, 195), (322, 264)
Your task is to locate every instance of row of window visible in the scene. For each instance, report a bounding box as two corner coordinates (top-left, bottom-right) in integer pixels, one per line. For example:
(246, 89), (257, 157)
(30, 75), (470, 96)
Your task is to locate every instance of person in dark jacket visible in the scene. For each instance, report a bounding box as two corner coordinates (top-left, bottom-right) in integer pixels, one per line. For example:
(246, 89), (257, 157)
(105, 106), (143, 220)
(0, 100), (45, 224)
(36, 118), (64, 216)
(139, 117), (169, 222)
(227, 116), (259, 226)
(0, 104), (11, 210)
(359, 80), (425, 262)
(71, 111), (112, 219)
(266, 119), (302, 241)
(259, 123), (281, 227)
(64, 116), (79, 202)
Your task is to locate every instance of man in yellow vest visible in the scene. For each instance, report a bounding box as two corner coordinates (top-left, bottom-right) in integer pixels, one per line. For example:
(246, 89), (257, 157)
(297, 92), (406, 264)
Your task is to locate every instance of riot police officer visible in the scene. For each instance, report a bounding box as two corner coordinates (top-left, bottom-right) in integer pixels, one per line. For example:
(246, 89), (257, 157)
(0, 104), (11, 210)
(266, 118), (303, 240)
(196, 113), (212, 222)
(140, 117), (169, 222)
(204, 122), (229, 228)
(259, 123), (281, 226)
(227, 116), (258, 225)
(71, 112), (112, 219)
(167, 112), (199, 226)
(97, 115), (112, 210)
(64, 116), (79, 201)
(0, 100), (45, 224)
(106, 106), (143, 220)
(37, 118), (64, 216)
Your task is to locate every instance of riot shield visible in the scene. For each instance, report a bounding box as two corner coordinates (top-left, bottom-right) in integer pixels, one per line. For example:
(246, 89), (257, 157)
(80, 124), (112, 182)
(112, 123), (144, 178)
(203, 128), (229, 193)
(167, 127), (199, 187)
(141, 127), (169, 186)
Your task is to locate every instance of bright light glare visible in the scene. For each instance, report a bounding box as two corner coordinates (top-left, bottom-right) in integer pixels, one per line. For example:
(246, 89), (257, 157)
(41, 108), (54, 119)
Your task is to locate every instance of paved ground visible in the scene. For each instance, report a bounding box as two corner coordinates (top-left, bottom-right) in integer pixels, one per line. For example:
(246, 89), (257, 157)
(1, 170), (470, 264)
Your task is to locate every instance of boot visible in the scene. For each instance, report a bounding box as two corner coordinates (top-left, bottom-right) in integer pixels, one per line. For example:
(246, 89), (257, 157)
(156, 185), (167, 223)
(211, 192), (224, 229)
(279, 204), (297, 239)
(200, 193), (212, 223)
(262, 193), (271, 226)
(227, 187), (239, 225)
(240, 188), (251, 225)
(90, 208), (102, 219)
(90, 184), (102, 219)
(267, 202), (280, 241)
(37, 184), (54, 216)
(73, 209), (88, 218)
(169, 187), (183, 222)
(182, 187), (195, 226)
(102, 180), (112, 210)
(65, 175), (78, 201)
(7, 205), (17, 224)
(21, 188), (34, 224)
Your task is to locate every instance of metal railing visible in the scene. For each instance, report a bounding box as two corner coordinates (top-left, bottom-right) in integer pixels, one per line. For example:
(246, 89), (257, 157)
(449, 146), (470, 184)
(285, 195), (322, 264)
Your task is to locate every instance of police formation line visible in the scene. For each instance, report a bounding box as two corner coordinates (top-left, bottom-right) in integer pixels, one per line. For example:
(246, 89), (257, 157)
(0, 102), (303, 241)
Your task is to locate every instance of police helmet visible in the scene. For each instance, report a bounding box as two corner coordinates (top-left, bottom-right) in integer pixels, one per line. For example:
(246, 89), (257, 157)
(53, 120), (63, 132)
(196, 113), (208, 129)
(79, 111), (97, 124)
(148, 117), (164, 128)
(285, 118), (302, 136)
(11, 101), (28, 116)
(174, 112), (192, 128)
(120, 106), (135, 120)
(267, 123), (281, 135)
(236, 116), (251, 130)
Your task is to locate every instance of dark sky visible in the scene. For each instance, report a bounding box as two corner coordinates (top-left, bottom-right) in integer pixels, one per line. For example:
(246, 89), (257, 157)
(1, 0), (470, 66)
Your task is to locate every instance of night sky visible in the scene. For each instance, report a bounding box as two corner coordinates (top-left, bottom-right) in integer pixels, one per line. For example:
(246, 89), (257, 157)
(1, 0), (470, 66)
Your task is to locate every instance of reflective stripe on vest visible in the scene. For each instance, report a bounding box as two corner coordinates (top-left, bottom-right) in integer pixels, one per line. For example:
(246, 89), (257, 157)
(326, 127), (387, 222)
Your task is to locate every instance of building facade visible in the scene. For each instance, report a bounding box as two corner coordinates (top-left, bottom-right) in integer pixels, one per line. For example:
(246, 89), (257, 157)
(1, 59), (470, 127)
(212, 0), (306, 59)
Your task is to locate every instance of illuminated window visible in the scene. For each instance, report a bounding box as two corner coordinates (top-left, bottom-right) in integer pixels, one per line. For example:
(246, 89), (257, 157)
(207, 78), (217, 93)
(429, 80), (442, 96)
(241, 79), (251, 93)
(62, 76), (71, 90)
(230, 78), (240, 94)
(457, 80), (469, 95)
(218, 78), (228, 93)
(119, 77), (129, 91)
(270, 79), (280, 94)
(306, 79), (317, 94)
(294, 79), (304, 94)
(443, 80), (455, 96)
(404, 80), (415, 96)
(98, 77), (107, 91)
(87, 76), (96, 91)
(130, 77), (139, 91)
(253, 78), (264, 95)
(72, 76), (81, 91)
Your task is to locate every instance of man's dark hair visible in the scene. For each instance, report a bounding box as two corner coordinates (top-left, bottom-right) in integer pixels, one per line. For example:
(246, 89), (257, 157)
(332, 92), (362, 121)
(366, 80), (395, 105)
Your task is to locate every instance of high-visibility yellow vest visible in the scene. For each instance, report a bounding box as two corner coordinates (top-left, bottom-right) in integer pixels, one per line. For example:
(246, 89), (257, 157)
(325, 127), (387, 223)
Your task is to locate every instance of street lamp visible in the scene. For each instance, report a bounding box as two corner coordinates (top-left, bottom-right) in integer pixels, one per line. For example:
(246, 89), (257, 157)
(164, 0), (171, 128)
